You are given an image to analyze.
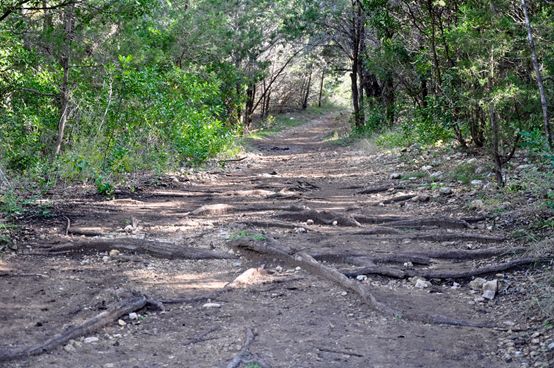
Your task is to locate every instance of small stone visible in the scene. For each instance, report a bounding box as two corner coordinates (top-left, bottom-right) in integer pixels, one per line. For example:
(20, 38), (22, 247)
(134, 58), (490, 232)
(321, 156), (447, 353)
(469, 278), (487, 290)
(403, 262), (413, 269)
(415, 279), (432, 289)
(128, 312), (138, 320)
(390, 173), (402, 180)
(469, 199), (485, 210)
(64, 344), (76, 352)
(474, 296), (486, 303)
(275, 265), (283, 273)
(482, 279), (498, 300)
(421, 165), (433, 171)
(547, 341), (554, 351)
(102, 256), (110, 262)
(117, 319), (127, 326)
(109, 249), (120, 257)
(306, 219), (314, 225)
(340, 291), (348, 296)
(104, 364), (115, 368)
(356, 275), (368, 281)
(451, 282), (461, 289)
(124, 224), (134, 233)
(439, 187), (453, 195)
(294, 227), (307, 233)
(295, 266), (301, 271)
(430, 171), (443, 179)
(467, 158), (477, 164)
(202, 302), (222, 309)
(232, 261), (242, 267)
(470, 179), (483, 186)
(332, 220), (338, 226)
(84, 336), (99, 344)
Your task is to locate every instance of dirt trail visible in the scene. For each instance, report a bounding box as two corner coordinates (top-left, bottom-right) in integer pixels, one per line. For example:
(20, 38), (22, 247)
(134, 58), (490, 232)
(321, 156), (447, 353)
(1, 111), (527, 367)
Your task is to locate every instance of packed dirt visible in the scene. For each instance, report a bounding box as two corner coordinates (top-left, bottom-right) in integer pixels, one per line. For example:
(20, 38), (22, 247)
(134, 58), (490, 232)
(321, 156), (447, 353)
(1, 111), (553, 367)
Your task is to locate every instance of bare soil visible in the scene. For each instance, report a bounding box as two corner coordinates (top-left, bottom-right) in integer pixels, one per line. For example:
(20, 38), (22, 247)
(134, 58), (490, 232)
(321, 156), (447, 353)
(1, 111), (552, 367)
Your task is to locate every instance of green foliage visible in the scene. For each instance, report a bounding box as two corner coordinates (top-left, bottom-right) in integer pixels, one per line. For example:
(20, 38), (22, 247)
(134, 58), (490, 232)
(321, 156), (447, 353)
(229, 230), (266, 242)
(448, 163), (481, 185)
(95, 175), (114, 196)
(0, 190), (23, 217)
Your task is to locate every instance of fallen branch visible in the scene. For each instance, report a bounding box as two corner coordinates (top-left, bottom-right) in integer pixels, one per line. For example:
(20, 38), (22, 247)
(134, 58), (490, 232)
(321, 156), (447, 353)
(231, 237), (493, 328)
(35, 238), (236, 260)
(0, 295), (159, 362)
(317, 347), (364, 358)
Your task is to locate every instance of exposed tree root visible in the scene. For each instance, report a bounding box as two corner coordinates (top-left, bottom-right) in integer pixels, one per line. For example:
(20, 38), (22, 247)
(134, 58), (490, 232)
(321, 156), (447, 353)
(0, 272), (49, 278)
(394, 232), (505, 243)
(353, 214), (407, 224)
(383, 218), (470, 229)
(350, 231), (505, 243)
(68, 227), (108, 237)
(230, 237), (495, 328)
(240, 220), (301, 229)
(275, 209), (361, 227)
(36, 238), (236, 260)
(309, 250), (430, 266)
(406, 247), (526, 260)
(357, 185), (405, 195)
(344, 257), (553, 280)
(0, 295), (160, 362)
(381, 194), (416, 204)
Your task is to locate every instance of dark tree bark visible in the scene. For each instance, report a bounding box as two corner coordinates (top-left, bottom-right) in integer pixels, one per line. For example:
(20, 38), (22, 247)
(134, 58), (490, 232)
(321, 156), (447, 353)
(318, 68), (325, 107)
(521, 0), (553, 149)
(53, 2), (74, 156)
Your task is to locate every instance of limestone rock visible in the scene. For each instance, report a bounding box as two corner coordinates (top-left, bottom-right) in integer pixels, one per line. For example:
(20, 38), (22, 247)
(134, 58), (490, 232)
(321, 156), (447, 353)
(469, 278), (487, 290)
(482, 279), (498, 300)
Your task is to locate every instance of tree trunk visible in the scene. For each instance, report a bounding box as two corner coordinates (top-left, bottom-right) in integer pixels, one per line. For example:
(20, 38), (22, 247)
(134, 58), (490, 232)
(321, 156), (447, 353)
(54, 3), (74, 156)
(350, 0), (364, 129)
(318, 68), (325, 107)
(521, 0), (553, 149)
(302, 68), (312, 110)
(242, 83), (255, 127)
(489, 104), (504, 187)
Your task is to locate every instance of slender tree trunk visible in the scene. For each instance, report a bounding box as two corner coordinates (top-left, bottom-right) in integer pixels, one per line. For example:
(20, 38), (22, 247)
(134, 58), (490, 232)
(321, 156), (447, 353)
(426, 0), (442, 88)
(489, 105), (504, 187)
(242, 83), (255, 127)
(521, 0), (553, 149)
(350, 0), (364, 128)
(54, 3), (74, 156)
(302, 68), (312, 110)
(318, 68), (325, 107)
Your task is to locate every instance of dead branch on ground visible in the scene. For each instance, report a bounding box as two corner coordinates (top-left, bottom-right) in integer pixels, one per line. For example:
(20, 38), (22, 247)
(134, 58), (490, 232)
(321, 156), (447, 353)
(0, 295), (161, 362)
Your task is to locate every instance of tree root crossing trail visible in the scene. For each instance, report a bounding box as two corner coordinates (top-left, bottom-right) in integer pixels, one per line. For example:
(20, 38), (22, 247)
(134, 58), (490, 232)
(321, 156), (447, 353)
(1, 111), (540, 367)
